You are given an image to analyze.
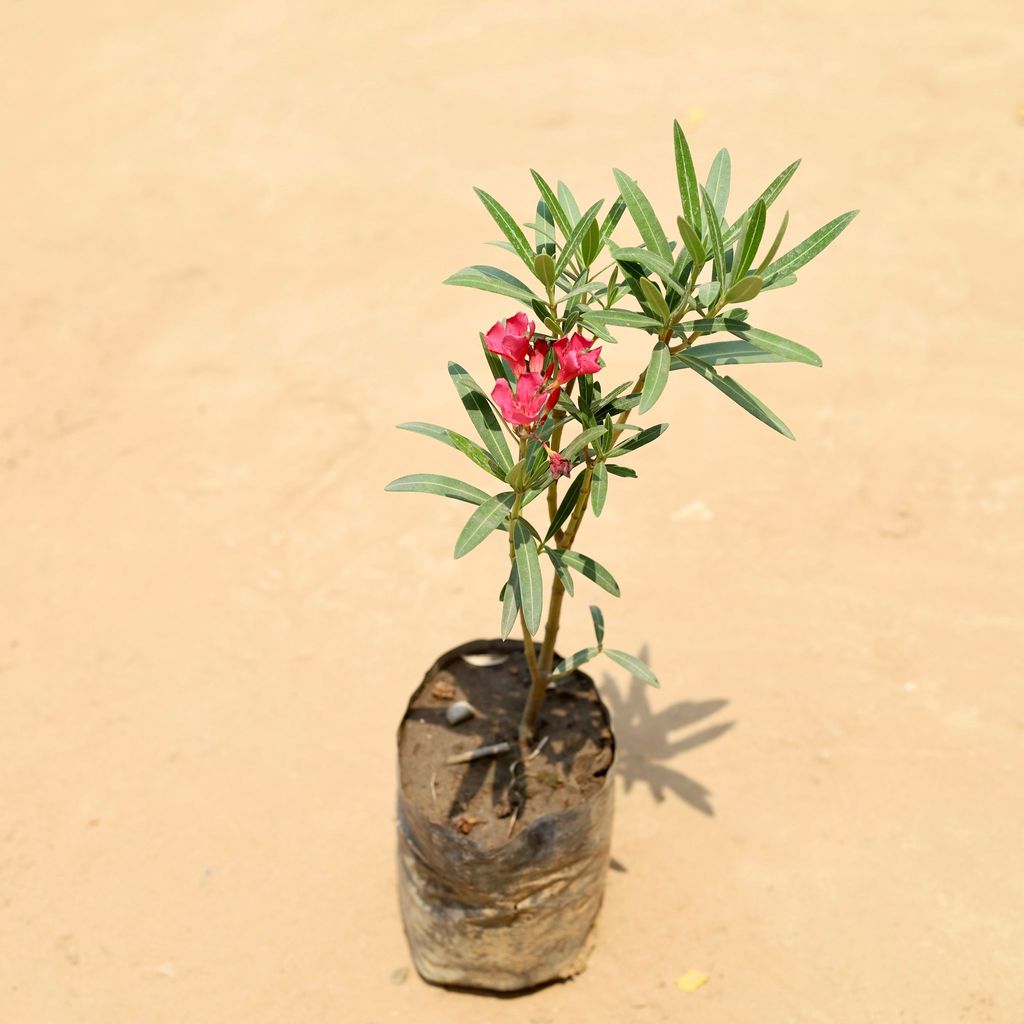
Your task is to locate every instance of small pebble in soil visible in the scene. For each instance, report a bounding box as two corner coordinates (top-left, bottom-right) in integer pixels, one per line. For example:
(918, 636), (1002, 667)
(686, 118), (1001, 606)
(445, 701), (476, 725)
(431, 681), (456, 701)
(452, 814), (485, 834)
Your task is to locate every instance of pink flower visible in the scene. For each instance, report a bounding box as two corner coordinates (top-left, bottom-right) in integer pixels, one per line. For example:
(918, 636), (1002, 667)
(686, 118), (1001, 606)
(553, 332), (602, 384)
(485, 313), (536, 376)
(548, 451), (572, 479)
(491, 373), (560, 428)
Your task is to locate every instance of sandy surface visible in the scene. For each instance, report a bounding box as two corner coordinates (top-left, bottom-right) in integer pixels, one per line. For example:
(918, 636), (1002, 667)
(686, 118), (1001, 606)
(2, 2), (1022, 1021)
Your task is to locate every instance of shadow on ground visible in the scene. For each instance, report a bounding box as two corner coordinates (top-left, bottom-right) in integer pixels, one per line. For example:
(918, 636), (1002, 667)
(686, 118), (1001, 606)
(601, 645), (734, 815)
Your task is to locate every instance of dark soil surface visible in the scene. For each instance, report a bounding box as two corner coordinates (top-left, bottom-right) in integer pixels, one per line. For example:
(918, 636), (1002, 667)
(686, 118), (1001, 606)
(398, 641), (615, 851)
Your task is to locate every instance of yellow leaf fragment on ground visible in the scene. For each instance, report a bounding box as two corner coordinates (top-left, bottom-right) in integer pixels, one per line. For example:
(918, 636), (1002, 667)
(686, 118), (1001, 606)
(676, 969), (710, 992)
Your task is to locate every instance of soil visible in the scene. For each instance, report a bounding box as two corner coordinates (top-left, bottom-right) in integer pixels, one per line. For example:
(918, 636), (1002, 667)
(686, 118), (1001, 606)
(398, 641), (615, 850)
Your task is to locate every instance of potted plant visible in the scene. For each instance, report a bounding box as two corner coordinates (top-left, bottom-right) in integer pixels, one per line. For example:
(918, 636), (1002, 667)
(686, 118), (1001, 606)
(386, 120), (855, 991)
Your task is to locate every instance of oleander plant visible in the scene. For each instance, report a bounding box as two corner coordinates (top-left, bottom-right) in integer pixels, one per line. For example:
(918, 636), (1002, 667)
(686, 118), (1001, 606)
(387, 120), (856, 751)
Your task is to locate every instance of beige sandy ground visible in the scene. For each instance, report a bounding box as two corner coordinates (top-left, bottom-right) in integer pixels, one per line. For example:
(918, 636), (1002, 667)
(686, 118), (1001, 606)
(2, 1), (1022, 1021)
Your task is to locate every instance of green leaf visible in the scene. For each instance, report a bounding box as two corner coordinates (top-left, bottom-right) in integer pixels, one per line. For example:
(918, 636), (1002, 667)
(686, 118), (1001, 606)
(673, 353), (794, 438)
(473, 187), (535, 270)
(673, 120), (701, 236)
(448, 362), (514, 473)
(727, 324), (822, 367)
(762, 210), (858, 283)
(763, 272), (797, 291)
(676, 215), (706, 267)
(534, 251), (556, 289)
(512, 519), (543, 634)
(639, 341), (671, 413)
(755, 211), (790, 274)
(552, 646), (600, 677)
(444, 265), (541, 305)
(561, 425), (608, 462)
(605, 463), (637, 478)
(611, 247), (687, 293)
(700, 186), (727, 290)
(454, 492), (516, 558)
(612, 423), (669, 455)
(583, 309), (661, 331)
(535, 199), (556, 254)
(732, 199), (766, 282)
(581, 216), (602, 267)
(396, 421), (505, 480)
(554, 200), (603, 278)
(723, 275), (764, 304)
(590, 604), (605, 645)
(681, 341), (787, 366)
(704, 148), (731, 225)
(553, 549), (620, 597)
(598, 196), (626, 247)
(605, 648), (660, 688)
(544, 472), (585, 542)
(384, 474), (491, 506)
(545, 547), (575, 596)
(500, 573), (519, 639)
(590, 461), (608, 517)
(557, 181), (582, 226)
(613, 169), (672, 261)
(638, 277), (670, 322)
(530, 170), (572, 238)
(722, 159), (800, 247)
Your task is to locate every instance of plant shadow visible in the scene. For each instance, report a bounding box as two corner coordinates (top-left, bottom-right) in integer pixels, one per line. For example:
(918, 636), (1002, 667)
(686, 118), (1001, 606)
(601, 645), (734, 816)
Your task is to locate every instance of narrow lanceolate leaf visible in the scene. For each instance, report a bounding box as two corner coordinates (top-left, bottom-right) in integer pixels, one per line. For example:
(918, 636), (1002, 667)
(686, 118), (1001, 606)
(552, 646), (600, 677)
(612, 423), (669, 455)
(530, 170), (573, 238)
(673, 353), (794, 439)
(723, 159), (800, 247)
(590, 604), (605, 645)
(613, 169), (672, 261)
(384, 474), (491, 506)
(535, 199), (556, 254)
(673, 120), (701, 236)
(581, 216), (602, 267)
(454, 492), (516, 559)
(584, 309), (662, 331)
(598, 195), (626, 246)
(555, 549), (620, 597)
(727, 324), (822, 367)
(705, 148), (731, 225)
(557, 181), (582, 226)
(512, 519), (543, 634)
(590, 461), (608, 517)
(444, 265), (541, 305)
(544, 472), (585, 542)
(554, 200), (603, 278)
(448, 362), (514, 473)
(638, 277), (671, 322)
(473, 187), (535, 270)
(762, 210), (859, 283)
(733, 199), (766, 282)
(605, 649), (660, 688)
(605, 463), (638, 478)
(756, 211), (790, 275)
(561, 425), (608, 462)
(681, 341), (787, 366)
(500, 573), (519, 639)
(611, 247), (687, 293)
(639, 341), (671, 413)
(700, 186), (727, 289)
(578, 313), (620, 347)
(396, 422), (505, 479)
(723, 275), (764, 304)
(676, 215), (706, 267)
(545, 548), (575, 596)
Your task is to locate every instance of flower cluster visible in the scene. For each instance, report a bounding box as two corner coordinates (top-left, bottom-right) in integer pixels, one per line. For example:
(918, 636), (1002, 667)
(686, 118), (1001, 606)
(485, 313), (601, 427)
(485, 313), (602, 478)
